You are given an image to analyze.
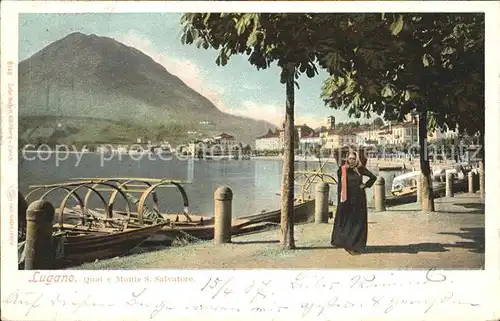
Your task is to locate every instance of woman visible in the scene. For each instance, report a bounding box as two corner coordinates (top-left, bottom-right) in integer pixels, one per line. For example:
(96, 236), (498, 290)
(331, 151), (377, 255)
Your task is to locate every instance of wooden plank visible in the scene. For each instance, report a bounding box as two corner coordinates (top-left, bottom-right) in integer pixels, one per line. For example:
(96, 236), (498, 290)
(69, 177), (191, 184)
(29, 178), (191, 189)
(91, 187), (178, 193)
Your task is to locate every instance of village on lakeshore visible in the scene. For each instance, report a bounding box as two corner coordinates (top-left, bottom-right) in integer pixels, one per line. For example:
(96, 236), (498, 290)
(20, 112), (479, 162)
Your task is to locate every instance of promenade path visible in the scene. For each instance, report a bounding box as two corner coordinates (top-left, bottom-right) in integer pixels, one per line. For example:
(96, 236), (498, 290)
(76, 193), (485, 270)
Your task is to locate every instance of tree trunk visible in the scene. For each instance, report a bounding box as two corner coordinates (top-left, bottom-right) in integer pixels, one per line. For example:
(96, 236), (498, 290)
(418, 110), (435, 212)
(280, 73), (296, 250)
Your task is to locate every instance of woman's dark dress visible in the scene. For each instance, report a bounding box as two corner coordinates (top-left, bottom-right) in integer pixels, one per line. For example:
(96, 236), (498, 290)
(330, 166), (377, 251)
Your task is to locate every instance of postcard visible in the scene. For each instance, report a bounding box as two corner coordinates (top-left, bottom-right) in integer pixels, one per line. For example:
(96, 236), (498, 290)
(1, 1), (499, 320)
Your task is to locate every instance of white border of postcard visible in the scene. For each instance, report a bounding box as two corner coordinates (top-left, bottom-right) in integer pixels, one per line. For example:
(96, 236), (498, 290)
(2, 1), (500, 321)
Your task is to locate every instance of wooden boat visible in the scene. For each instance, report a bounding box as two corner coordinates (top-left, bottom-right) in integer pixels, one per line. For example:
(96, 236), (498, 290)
(167, 199), (316, 240)
(378, 165), (405, 171)
(90, 199), (316, 243)
(51, 222), (167, 268)
(23, 177), (315, 251)
(390, 170), (446, 197)
(385, 178), (469, 207)
(21, 178), (185, 268)
(17, 216), (167, 269)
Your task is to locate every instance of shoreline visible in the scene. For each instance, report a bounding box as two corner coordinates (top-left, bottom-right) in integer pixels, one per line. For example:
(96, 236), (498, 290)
(250, 156), (460, 170)
(73, 193), (484, 270)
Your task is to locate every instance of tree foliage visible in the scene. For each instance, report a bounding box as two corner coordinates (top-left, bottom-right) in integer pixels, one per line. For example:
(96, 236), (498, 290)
(372, 116), (385, 128)
(317, 13), (483, 212)
(318, 13), (484, 137)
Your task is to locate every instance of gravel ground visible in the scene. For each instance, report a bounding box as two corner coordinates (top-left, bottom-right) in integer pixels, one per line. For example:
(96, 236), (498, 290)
(74, 193), (485, 270)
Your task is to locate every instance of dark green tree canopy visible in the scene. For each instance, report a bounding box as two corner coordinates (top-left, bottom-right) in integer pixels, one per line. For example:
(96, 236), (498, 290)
(181, 13), (483, 137)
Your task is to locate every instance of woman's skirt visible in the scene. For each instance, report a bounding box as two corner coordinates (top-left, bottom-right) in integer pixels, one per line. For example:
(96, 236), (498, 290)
(330, 195), (368, 252)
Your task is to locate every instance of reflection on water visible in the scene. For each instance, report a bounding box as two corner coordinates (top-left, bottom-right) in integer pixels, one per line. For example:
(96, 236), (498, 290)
(18, 153), (406, 218)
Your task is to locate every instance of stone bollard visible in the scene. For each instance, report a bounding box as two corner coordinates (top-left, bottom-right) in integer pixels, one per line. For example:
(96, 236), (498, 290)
(416, 175), (422, 203)
(214, 186), (233, 244)
(468, 171), (476, 194)
(18, 192), (29, 239)
(374, 177), (386, 212)
(479, 160), (485, 201)
(314, 182), (329, 224)
(24, 200), (55, 270)
(445, 171), (454, 198)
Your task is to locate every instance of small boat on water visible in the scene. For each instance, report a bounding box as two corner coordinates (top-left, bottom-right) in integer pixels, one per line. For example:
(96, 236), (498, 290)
(390, 170), (444, 196)
(390, 163), (477, 197)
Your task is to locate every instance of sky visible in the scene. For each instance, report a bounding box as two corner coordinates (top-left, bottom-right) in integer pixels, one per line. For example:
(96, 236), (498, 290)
(19, 13), (372, 128)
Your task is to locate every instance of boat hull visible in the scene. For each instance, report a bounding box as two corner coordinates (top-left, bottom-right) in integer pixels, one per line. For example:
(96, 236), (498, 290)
(53, 223), (166, 268)
(147, 199), (316, 243)
(386, 179), (468, 207)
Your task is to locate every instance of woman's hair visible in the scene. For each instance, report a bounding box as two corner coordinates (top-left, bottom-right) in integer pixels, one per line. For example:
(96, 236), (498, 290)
(339, 148), (369, 167)
(347, 151), (362, 168)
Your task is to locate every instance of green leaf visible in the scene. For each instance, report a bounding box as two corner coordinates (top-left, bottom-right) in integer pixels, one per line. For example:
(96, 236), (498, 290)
(203, 13), (211, 25)
(381, 85), (394, 98)
(195, 38), (203, 49)
(403, 90), (411, 102)
(441, 47), (456, 55)
(246, 31), (258, 47)
(422, 53), (434, 67)
(353, 93), (362, 108)
(306, 66), (315, 78)
(390, 15), (404, 36)
(220, 53), (228, 66)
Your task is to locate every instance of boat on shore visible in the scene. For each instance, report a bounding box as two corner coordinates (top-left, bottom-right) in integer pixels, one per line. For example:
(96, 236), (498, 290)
(18, 209), (167, 269)
(88, 198), (315, 244)
(52, 223), (166, 268)
(390, 170), (444, 197)
(22, 177), (316, 253)
(390, 162), (478, 197)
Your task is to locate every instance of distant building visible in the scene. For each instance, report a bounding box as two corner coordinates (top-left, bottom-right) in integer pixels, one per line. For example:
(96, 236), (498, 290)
(391, 122), (418, 145)
(427, 126), (459, 142)
(188, 140), (205, 156)
(356, 127), (379, 145)
(299, 131), (322, 149)
(323, 129), (357, 149)
(189, 132), (240, 156)
(326, 116), (336, 130)
(255, 129), (280, 151)
(213, 132), (237, 149)
(277, 123), (314, 150)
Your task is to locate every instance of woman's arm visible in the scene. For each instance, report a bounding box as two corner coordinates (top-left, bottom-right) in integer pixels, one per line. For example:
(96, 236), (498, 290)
(337, 168), (342, 203)
(361, 167), (377, 188)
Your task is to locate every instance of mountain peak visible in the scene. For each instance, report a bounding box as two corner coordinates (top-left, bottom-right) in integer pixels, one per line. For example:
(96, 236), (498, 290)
(19, 32), (274, 145)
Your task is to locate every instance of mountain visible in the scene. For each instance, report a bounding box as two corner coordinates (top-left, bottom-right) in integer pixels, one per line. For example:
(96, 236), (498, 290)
(18, 32), (275, 146)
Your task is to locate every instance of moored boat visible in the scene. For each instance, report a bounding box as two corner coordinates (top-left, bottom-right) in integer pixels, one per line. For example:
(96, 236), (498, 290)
(51, 222), (167, 268)
(22, 177), (316, 251)
(92, 198), (316, 243)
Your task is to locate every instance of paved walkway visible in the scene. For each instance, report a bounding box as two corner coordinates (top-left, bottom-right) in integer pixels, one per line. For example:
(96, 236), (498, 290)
(75, 193), (485, 270)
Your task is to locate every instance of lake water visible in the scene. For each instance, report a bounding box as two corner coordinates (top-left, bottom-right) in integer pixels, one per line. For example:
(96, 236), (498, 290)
(18, 152), (404, 218)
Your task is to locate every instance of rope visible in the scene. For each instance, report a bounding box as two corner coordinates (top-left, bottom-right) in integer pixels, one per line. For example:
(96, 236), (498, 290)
(123, 192), (166, 224)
